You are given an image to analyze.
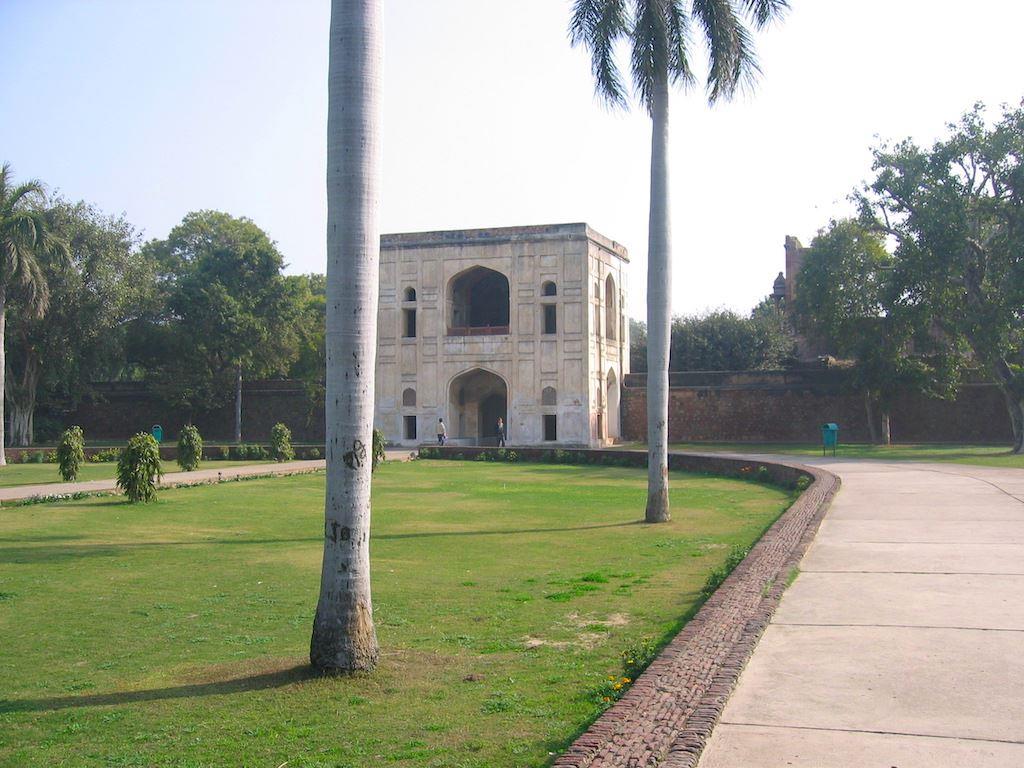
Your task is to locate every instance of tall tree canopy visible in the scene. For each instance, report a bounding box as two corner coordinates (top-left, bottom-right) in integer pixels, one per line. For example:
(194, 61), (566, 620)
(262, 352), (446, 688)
(792, 219), (961, 443)
(857, 103), (1024, 452)
(670, 303), (794, 371)
(0, 164), (68, 463)
(5, 200), (153, 445)
(134, 211), (301, 436)
(570, 0), (789, 522)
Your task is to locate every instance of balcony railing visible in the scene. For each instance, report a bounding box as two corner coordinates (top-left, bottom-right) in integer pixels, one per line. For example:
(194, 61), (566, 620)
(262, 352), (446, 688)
(446, 325), (510, 337)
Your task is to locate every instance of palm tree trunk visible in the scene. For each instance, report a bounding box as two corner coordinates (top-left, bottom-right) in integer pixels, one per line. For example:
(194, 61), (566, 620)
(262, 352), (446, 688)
(234, 364), (242, 444)
(310, 0), (381, 673)
(644, 71), (671, 523)
(0, 289), (6, 466)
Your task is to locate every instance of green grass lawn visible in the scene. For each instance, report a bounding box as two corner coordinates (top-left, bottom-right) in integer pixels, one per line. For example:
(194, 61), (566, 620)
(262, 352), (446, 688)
(0, 460), (274, 489)
(620, 442), (1024, 469)
(0, 460), (792, 767)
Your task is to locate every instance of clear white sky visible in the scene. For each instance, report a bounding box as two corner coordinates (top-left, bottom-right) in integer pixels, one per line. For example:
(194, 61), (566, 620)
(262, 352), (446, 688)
(3, 0), (1022, 319)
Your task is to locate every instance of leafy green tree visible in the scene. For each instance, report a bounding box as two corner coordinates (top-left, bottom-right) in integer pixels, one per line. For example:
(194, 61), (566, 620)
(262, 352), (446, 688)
(311, 0), (382, 673)
(669, 306), (794, 371)
(570, 0), (789, 522)
(858, 103), (1024, 452)
(793, 220), (960, 443)
(749, 297), (799, 368)
(116, 433), (163, 503)
(56, 426), (85, 482)
(629, 318), (648, 373)
(285, 273), (327, 410)
(5, 200), (152, 445)
(0, 164), (69, 464)
(177, 424), (203, 471)
(136, 210), (301, 441)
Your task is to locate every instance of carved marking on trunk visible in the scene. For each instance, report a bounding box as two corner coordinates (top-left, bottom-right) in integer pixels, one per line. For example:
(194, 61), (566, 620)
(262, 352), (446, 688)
(327, 521), (353, 543)
(343, 439), (367, 469)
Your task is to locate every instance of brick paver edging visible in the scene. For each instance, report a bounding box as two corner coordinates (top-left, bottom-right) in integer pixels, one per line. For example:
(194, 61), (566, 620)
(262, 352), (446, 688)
(423, 446), (840, 768)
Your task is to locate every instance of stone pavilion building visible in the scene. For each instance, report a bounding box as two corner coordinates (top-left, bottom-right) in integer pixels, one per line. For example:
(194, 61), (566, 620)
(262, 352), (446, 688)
(373, 223), (629, 447)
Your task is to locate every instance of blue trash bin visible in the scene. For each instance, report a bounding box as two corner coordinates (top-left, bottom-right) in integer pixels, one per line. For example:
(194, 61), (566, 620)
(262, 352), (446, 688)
(821, 423), (839, 456)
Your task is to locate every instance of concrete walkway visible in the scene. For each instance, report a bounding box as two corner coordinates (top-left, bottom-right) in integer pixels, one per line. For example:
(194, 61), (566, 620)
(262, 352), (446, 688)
(0, 460), (328, 503)
(698, 459), (1024, 767)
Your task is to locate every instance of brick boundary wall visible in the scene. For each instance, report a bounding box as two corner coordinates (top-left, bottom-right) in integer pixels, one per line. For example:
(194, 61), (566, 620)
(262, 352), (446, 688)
(424, 445), (840, 768)
(26, 371), (1010, 447)
(621, 374), (1011, 445)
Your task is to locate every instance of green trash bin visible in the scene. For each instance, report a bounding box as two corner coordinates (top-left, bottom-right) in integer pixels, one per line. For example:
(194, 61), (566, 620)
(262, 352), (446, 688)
(821, 423), (839, 456)
(151, 424), (164, 444)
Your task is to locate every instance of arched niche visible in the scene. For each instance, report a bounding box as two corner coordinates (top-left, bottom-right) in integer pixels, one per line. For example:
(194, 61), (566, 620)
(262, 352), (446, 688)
(541, 386), (557, 406)
(605, 274), (617, 341)
(448, 368), (508, 444)
(606, 369), (620, 440)
(447, 266), (510, 335)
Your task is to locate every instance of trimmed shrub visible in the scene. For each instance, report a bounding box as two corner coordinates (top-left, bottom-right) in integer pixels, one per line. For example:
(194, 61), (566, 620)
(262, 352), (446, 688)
(89, 447), (121, 463)
(372, 428), (386, 472)
(270, 423), (295, 462)
(116, 433), (163, 503)
(230, 443), (266, 461)
(57, 426), (85, 481)
(217, 446), (231, 460)
(306, 447), (322, 460)
(177, 425), (203, 471)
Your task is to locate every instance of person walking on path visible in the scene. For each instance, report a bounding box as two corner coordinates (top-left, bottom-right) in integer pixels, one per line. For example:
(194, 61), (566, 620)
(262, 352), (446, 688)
(436, 418), (446, 446)
(496, 417), (506, 447)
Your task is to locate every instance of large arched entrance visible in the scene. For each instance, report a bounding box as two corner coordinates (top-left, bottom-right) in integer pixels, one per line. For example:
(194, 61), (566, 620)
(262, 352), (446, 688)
(448, 368), (508, 445)
(606, 369), (620, 441)
(447, 266), (510, 335)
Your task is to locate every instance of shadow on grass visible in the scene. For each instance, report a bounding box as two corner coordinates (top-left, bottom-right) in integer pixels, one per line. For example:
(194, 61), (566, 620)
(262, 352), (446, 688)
(0, 664), (316, 714)
(0, 521), (643, 564)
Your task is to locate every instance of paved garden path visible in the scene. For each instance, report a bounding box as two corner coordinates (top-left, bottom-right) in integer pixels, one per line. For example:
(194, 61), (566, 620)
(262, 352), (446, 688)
(0, 460), (328, 503)
(0, 449), (418, 504)
(698, 458), (1024, 767)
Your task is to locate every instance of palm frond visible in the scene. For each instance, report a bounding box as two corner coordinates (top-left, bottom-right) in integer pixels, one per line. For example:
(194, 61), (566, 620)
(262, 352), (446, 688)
(0, 165), (61, 314)
(630, 0), (669, 112)
(740, 0), (789, 29)
(665, 0), (697, 89)
(692, 0), (760, 103)
(569, 0), (630, 108)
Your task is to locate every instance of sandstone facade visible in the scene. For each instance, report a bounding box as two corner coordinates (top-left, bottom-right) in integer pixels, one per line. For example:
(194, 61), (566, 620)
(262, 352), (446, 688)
(373, 223), (629, 447)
